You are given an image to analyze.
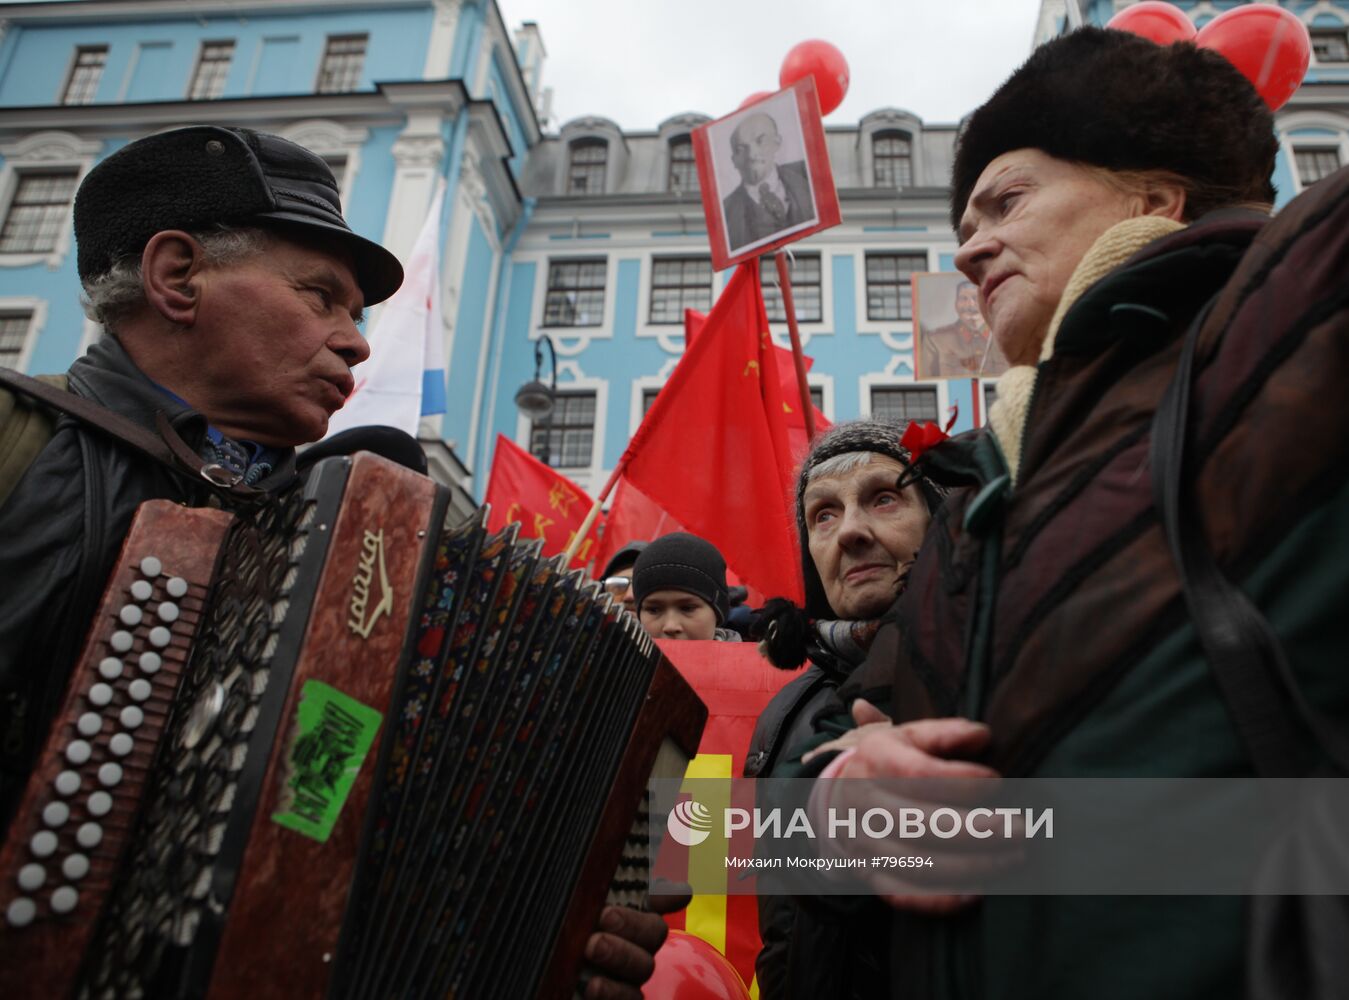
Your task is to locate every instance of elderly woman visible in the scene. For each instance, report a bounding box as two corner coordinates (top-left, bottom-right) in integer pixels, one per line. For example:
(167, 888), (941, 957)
(796, 26), (1349, 1000)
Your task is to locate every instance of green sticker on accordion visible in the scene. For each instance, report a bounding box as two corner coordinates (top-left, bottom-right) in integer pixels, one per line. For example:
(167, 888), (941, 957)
(272, 680), (383, 843)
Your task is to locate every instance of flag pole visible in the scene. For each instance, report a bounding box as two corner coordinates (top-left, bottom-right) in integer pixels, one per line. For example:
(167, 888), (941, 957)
(564, 459), (627, 563)
(774, 251), (816, 441)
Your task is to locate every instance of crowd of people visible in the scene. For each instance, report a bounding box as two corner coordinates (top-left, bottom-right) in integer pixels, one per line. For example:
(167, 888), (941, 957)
(1, 21), (1346, 1000)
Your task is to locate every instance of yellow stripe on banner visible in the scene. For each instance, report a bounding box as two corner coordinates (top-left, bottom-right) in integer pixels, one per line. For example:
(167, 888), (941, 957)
(680, 753), (732, 955)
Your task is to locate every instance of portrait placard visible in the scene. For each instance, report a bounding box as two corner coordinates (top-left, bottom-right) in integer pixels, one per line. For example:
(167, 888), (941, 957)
(911, 272), (1009, 381)
(693, 78), (841, 271)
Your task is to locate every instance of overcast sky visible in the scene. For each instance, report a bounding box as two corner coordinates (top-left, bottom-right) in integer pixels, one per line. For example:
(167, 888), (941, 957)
(496, 0), (1047, 131)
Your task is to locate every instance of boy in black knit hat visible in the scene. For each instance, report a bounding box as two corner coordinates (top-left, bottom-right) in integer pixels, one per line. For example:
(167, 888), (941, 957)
(631, 532), (740, 642)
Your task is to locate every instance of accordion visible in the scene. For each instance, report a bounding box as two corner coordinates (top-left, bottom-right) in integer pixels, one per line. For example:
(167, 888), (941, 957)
(0, 452), (706, 999)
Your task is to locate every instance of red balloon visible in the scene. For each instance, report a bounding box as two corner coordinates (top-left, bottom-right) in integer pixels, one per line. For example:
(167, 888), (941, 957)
(1195, 4), (1311, 111)
(779, 39), (850, 116)
(1105, 1), (1196, 45)
(643, 930), (750, 1000)
(738, 91), (773, 110)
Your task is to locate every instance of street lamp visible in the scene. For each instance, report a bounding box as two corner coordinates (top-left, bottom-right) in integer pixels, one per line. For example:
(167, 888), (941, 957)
(514, 334), (558, 464)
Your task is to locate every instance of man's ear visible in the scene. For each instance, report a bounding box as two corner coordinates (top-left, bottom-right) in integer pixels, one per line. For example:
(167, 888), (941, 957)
(141, 231), (206, 327)
(1141, 180), (1188, 222)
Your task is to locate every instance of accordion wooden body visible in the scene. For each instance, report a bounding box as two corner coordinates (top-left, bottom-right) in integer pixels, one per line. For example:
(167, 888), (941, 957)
(0, 452), (706, 999)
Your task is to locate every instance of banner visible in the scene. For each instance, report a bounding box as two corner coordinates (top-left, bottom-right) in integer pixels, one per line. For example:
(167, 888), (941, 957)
(482, 434), (603, 569)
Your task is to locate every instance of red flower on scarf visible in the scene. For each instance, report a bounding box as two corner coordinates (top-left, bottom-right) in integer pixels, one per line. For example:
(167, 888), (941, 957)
(899, 404), (960, 463)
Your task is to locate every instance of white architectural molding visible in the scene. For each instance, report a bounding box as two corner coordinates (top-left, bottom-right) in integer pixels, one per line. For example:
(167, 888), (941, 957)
(0, 131), (101, 271)
(422, 0), (463, 79)
(859, 372), (949, 420)
(0, 296), (47, 372)
(381, 115), (447, 263)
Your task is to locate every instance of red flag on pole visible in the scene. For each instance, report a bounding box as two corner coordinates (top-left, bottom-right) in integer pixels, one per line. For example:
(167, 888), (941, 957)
(619, 264), (804, 603)
(483, 434), (604, 569)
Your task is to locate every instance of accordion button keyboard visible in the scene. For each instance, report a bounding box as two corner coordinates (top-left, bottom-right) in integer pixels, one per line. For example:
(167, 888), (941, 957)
(138, 652), (162, 674)
(98, 657), (124, 681)
(77, 712), (102, 737)
(5, 898), (35, 928)
(110, 631), (133, 654)
(65, 740), (92, 765)
(139, 557), (162, 578)
(29, 831), (57, 858)
(49, 886), (77, 915)
(128, 680), (152, 703)
(118, 606), (143, 628)
(88, 684), (113, 708)
(87, 792), (112, 818)
(41, 802), (70, 828)
(17, 864), (45, 892)
(158, 602), (180, 623)
(76, 823), (103, 850)
(148, 627), (171, 649)
(54, 771), (80, 796)
(130, 580), (153, 602)
(109, 734), (133, 758)
(62, 855), (90, 881)
(120, 706), (144, 730)
(166, 576), (188, 598)
(97, 764), (123, 788)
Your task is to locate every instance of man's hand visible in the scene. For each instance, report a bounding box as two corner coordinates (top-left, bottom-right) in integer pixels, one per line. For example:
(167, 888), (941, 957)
(582, 884), (692, 999)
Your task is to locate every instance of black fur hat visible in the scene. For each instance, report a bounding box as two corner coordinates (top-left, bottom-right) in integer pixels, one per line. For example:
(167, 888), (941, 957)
(950, 27), (1277, 231)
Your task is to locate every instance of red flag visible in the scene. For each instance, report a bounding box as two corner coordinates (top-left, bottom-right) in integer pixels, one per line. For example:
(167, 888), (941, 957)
(483, 434), (603, 569)
(620, 264), (803, 603)
(593, 477), (685, 572)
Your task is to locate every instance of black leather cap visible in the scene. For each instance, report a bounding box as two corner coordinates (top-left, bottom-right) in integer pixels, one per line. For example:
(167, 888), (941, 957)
(75, 125), (403, 304)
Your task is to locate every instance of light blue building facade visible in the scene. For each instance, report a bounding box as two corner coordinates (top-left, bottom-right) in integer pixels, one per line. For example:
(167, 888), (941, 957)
(0, 0), (1345, 501)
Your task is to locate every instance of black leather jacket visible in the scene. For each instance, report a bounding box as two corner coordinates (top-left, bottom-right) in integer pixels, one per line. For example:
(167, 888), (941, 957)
(0, 338), (297, 833)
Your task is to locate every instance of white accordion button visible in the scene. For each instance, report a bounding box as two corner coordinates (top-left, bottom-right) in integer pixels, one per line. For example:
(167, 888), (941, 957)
(166, 577), (189, 598)
(130, 579), (153, 602)
(62, 854), (90, 881)
(140, 556), (162, 578)
(98, 657), (123, 681)
(17, 863), (45, 892)
(87, 792), (112, 818)
(148, 627), (171, 649)
(129, 679), (152, 702)
(50, 886), (78, 915)
(77, 712), (102, 737)
(65, 740), (92, 765)
(88, 684), (113, 707)
(42, 802), (70, 828)
(118, 605), (143, 628)
(54, 771), (80, 797)
(109, 733), (134, 758)
(76, 823), (102, 849)
(110, 631), (133, 653)
(97, 763), (123, 788)
(138, 651), (162, 674)
(6, 898), (35, 928)
(29, 830), (57, 858)
(120, 706), (144, 730)
(157, 602), (180, 623)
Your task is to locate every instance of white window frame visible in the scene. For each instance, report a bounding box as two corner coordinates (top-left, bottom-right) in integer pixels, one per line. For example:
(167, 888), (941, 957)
(0, 131), (101, 270)
(0, 298), (49, 373)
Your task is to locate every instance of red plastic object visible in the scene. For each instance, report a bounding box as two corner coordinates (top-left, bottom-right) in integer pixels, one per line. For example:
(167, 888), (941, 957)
(1195, 4), (1311, 110)
(737, 91), (773, 109)
(644, 931), (751, 1000)
(1105, 1), (1196, 45)
(778, 39), (849, 115)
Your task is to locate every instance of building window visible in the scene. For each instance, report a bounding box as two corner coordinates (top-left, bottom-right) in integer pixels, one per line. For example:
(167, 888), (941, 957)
(649, 257), (712, 324)
(871, 386), (939, 423)
(760, 253), (822, 323)
(568, 139), (608, 195)
(188, 41), (235, 101)
(0, 311), (32, 367)
(983, 382), (998, 414)
(865, 252), (926, 321)
(531, 391), (596, 468)
(544, 259), (606, 327)
(0, 171), (79, 254)
(1311, 28), (1349, 64)
(873, 130), (913, 188)
(61, 46), (107, 105)
(317, 34), (367, 93)
(1294, 147), (1342, 187)
(642, 387), (661, 415)
(668, 136), (699, 193)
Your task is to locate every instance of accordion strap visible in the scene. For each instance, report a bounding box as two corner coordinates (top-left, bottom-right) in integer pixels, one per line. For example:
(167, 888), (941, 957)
(0, 366), (267, 502)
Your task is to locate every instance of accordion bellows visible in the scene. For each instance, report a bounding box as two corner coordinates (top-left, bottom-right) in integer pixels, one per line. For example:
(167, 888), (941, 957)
(0, 453), (706, 998)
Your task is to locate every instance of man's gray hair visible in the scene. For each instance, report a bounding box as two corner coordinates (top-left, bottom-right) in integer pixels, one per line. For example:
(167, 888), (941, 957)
(805, 450), (880, 483)
(80, 225), (270, 330)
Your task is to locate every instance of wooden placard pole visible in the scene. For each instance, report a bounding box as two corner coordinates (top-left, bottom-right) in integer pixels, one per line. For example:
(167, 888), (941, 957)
(774, 250), (816, 442)
(564, 460), (626, 563)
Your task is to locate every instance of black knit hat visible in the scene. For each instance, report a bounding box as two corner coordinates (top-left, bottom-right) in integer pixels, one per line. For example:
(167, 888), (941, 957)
(74, 125), (403, 304)
(950, 27), (1277, 231)
(601, 541), (648, 581)
(632, 533), (730, 625)
(794, 420), (945, 619)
